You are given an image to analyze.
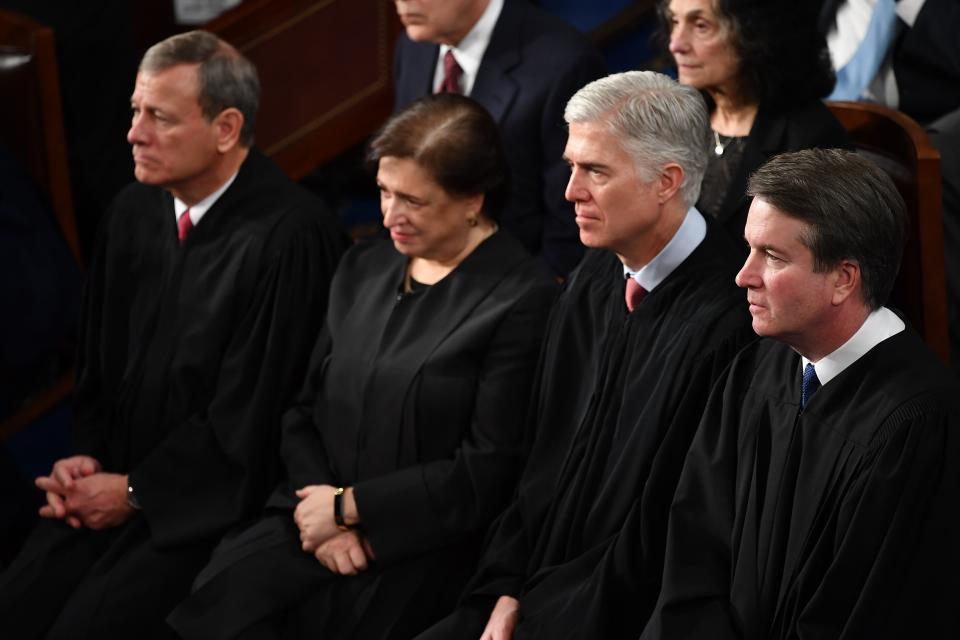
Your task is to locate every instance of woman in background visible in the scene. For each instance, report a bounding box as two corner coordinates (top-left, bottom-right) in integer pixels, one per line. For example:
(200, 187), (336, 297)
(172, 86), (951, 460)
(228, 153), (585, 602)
(169, 94), (556, 639)
(660, 0), (851, 240)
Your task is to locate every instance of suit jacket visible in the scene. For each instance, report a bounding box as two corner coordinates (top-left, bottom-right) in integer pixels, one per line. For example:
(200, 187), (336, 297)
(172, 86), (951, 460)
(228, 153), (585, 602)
(393, 1), (606, 277)
(818, 0), (960, 124)
(708, 99), (852, 242)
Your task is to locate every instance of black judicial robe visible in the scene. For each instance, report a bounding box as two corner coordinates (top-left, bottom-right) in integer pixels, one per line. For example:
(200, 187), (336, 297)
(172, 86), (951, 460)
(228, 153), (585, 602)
(642, 331), (960, 640)
(0, 149), (348, 638)
(419, 220), (755, 639)
(168, 231), (556, 640)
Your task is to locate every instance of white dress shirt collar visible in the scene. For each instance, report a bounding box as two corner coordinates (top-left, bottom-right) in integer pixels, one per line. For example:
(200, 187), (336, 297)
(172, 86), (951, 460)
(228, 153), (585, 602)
(622, 206), (707, 292)
(433, 0), (503, 96)
(802, 306), (905, 385)
(173, 170), (239, 226)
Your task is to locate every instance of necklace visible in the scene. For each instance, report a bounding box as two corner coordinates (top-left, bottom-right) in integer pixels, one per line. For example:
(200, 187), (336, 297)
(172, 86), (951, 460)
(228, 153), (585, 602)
(713, 129), (735, 157)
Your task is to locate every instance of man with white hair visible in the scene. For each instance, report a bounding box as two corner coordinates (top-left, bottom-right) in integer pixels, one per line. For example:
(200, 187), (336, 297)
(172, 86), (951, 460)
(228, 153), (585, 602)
(417, 70), (754, 639)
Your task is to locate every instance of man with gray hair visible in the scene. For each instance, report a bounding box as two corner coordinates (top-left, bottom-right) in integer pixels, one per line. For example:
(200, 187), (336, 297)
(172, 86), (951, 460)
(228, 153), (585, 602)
(416, 70), (754, 639)
(0, 30), (347, 637)
(643, 149), (960, 639)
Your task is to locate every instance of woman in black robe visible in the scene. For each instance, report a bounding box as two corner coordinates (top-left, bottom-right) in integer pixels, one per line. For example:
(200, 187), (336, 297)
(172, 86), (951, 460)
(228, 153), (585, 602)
(167, 94), (556, 639)
(658, 0), (851, 241)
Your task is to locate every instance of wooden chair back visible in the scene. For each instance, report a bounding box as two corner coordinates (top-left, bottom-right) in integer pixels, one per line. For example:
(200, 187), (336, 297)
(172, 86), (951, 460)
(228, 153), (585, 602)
(0, 9), (82, 267)
(207, 0), (402, 180)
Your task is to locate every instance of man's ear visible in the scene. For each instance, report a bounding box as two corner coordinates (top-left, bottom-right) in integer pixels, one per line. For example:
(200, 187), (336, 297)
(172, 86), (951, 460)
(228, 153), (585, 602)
(213, 107), (244, 153)
(831, 259), (861, 306)
(657, 163), (684, 204)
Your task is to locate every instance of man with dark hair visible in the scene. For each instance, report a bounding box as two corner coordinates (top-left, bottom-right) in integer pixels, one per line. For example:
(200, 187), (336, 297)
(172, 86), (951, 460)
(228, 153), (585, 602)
(0, 30), (348, 637)
(643, 148), (960, 639)
(418, 70), (754, 640)
(392, 0), (606, 277)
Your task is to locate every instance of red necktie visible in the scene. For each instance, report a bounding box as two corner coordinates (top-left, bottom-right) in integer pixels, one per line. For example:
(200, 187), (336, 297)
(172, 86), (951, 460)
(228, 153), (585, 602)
(178, 209), (193, 245)
(625, 277), (647, 312)
(438, 50), (463, 94)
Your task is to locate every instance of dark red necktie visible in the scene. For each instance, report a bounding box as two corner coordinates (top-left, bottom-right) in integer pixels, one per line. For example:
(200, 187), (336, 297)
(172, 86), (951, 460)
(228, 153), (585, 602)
(178, 209), (193, 245)
(438, 50), (463, 94)
(625, 277), (647, 312)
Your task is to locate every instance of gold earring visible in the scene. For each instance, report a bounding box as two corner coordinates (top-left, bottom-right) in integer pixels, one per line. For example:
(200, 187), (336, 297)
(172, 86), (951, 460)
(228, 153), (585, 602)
(467, 217), (478, 227)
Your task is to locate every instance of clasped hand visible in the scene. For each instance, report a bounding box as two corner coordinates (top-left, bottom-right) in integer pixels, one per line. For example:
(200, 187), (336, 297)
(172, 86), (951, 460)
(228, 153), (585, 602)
(34, 455), (134, 530)
(293, 484), (374, 575)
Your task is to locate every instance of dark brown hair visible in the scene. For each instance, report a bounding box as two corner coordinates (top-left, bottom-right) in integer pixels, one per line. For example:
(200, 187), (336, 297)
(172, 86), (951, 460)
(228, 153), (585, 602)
(748, 149), (907, 309)
(367, 94), (508, 219)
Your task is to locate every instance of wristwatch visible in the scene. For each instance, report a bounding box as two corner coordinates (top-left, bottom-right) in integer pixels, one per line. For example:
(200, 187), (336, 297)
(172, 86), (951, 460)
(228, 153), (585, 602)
(333, 487), (350, 531)
(126, 482), (142, 510)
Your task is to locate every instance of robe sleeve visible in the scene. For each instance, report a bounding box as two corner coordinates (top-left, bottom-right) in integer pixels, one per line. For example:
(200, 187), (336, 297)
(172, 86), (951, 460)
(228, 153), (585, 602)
(517, 328), (755, 638)
(787, 398), (960, 639)
(352, 279), (555, 564)
(640, 361), (747, 640)
(128, 222), (344, 547)
(275, 325), (337, 496)
(73, 204), (118, 462)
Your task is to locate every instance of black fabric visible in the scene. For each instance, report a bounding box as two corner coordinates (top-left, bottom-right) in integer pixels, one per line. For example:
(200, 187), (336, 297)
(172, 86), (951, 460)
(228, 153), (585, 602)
(0, 148), (349, 638)
(698, 136), (747, 220)
(642, 332), (960, 639)
(0, 518), (208, 640)
(420, 220), (756, 639)
(704, 100), (852, 245)
(168, 231), (557, 639)
(393, 1), (606, 277)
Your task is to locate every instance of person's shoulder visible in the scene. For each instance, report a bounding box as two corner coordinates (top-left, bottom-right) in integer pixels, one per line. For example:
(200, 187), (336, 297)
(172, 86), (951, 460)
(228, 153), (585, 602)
(104, 181), (168, 230)
(109, 180), (165, 210)
(830, 329), (960, 446)
(568, 247), (618, 282)
(724, 337), (791, 391)
(777, 99), (853, 149)
(869, 329), (960, 401)
(232, 149), (347, 243)
(341, 237), (394, 267)
(483, 230), (557, 291)
(660, 221), (749, 318)
(499, 1), (602, 62)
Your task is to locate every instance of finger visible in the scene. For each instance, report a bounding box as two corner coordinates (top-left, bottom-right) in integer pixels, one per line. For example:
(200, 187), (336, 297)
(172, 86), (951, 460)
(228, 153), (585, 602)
(295, 485), (317, 498)
(361, 537), (375, 560)
(39, 505), (56, 518)
(45, 491), (66, 518)
(67, 515), (82, 529)
(348, 543), (367, 572)
(317, 553), (336, 574)
(78, 458), (99, 476)
(35, 476), (61, 493)
(51, 464), (75, 489)
(333, 551), (356, 576)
